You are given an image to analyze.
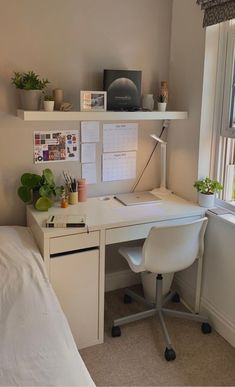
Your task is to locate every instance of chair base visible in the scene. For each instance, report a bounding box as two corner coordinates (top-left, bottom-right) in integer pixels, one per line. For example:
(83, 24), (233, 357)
(112, 276), (212, 361)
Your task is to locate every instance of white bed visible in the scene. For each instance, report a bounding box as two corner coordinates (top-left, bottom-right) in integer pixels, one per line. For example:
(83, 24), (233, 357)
(0, 226), (95, 386)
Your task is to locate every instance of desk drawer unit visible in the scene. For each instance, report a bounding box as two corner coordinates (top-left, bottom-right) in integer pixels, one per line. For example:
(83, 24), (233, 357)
(106, 216), (201, 245)
(50, 231), (99, 255)
(50, 248), (99, 349)
(49, 231), (100, 349)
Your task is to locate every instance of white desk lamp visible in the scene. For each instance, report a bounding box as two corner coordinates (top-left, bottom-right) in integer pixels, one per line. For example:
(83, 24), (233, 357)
(150, 134), (171, 194)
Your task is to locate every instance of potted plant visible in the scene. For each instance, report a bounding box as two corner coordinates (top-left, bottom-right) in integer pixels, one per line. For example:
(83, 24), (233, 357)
(17, 168), (64, 211)
(193, 177), (223, 208)
(11, 71), (49, 111)
(157, 94), (167, 112)
(43, 95), (55, 112)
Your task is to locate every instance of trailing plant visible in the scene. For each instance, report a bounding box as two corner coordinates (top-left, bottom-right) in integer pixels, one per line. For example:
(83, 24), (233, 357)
(193, 177), (223, 195)
(157, 94), (167, 103)
(11, 71), (49, 90)
(18, 168), (64, 211)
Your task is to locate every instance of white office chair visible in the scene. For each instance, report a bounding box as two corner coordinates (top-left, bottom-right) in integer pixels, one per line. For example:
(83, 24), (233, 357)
(111, 217), (212, 361)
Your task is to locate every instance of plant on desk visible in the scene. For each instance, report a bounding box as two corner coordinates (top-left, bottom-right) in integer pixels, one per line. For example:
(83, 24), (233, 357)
(18, 168), (64, 211)
(194, 177), (223, 208)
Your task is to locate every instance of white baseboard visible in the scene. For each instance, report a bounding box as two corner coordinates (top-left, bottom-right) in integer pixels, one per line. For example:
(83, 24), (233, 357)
(174, 276), (235, 348)
(105, 269), (141, 292)
(201, 297), (235, 348)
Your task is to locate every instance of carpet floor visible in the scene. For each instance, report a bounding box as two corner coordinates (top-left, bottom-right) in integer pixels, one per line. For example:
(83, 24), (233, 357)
(80, 287), (235, 386)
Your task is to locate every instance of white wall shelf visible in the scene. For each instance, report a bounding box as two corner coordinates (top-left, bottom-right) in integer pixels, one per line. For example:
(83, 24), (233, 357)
(17, 109), (188, 121)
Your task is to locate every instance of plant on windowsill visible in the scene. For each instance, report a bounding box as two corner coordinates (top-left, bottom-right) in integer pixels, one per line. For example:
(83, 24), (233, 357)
(193, 177), (223, 208)
(11, 70), (49, 111)
(17, 168), (64, 211)
(157, 94), (167, 112)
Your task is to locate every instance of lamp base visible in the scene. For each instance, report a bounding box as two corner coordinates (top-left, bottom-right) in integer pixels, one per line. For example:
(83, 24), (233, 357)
(151, 186), (172, 196)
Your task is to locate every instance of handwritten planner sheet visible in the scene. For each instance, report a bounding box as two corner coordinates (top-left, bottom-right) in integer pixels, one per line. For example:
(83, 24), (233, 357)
(82, 163), (97, 184)
(81, 121), (100, 143)
(102, 152), (136, 181)
(81, 143), (96, 163)
(103, 123), (138, 152)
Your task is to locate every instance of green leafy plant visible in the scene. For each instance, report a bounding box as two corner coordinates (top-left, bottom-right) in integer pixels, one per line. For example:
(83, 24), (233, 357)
(193, 177), (223, 195)
(11, 71), (49, 90)
(44, 95), (54, 101)
(18, 168), (64, 211)
(157, 94), (167, 103)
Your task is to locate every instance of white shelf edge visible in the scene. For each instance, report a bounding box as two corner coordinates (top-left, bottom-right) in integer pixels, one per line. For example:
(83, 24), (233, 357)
(17, 109), (188, 121)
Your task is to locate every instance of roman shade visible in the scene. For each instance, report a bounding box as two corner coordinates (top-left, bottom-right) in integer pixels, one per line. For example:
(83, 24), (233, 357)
(197, 0), (235, 27)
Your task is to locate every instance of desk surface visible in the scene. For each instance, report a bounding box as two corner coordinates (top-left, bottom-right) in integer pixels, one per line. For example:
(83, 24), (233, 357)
(27, 190), (205, 238)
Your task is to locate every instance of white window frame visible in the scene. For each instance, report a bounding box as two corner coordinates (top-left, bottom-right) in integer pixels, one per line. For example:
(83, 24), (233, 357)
(212, 21), (235, 211)
(221, 21), (235, 138)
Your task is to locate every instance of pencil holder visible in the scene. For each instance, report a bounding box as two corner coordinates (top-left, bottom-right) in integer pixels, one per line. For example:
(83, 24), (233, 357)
(69, 192), (78, 205)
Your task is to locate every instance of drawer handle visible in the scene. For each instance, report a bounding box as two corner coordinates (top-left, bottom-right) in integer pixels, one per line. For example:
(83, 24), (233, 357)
(51, 246), (98, 258)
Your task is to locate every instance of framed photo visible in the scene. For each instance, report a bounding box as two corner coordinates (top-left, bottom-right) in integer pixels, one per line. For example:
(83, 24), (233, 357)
(80, 90), (107, 112)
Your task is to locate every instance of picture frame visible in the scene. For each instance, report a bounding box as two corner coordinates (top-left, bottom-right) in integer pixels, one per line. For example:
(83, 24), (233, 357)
(80, 90), (107, 112)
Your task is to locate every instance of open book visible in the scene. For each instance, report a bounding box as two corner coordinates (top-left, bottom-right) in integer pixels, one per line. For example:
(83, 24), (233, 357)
(46, 215), (86, 228)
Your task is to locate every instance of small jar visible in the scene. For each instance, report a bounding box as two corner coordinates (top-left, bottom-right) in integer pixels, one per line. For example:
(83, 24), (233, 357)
(69, 192), (78, 205)
(61, 197), (68, 208)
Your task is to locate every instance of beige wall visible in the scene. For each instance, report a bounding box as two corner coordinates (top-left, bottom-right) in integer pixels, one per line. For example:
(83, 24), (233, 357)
(167, 0), (205, 201)
(0, 0), (172, 226)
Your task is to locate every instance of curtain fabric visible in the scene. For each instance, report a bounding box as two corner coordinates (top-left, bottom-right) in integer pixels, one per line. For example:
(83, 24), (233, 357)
(197, 0), (235, 27)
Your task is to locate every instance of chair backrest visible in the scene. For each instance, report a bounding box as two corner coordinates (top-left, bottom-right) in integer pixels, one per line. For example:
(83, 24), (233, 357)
(142, 217), (208, 274)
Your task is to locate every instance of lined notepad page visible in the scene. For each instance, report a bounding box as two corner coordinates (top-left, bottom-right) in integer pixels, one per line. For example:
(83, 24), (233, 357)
(102, 152), (136, 181)
(103, 123), (138, 152)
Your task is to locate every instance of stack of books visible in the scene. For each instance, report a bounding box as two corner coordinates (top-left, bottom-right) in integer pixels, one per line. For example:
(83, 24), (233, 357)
(46, 215), (86, 228)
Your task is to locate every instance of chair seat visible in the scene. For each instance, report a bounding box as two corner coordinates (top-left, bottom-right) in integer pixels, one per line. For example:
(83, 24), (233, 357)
(118, 246), (145, 273)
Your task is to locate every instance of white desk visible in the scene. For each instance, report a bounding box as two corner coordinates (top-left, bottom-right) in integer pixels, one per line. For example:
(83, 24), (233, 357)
(27, 191), (205, 349)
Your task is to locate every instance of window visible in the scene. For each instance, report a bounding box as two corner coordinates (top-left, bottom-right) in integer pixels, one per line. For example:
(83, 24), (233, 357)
(215, 20), (235, 206)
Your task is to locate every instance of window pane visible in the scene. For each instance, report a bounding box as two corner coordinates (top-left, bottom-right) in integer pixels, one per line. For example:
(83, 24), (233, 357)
(229, 53), (235, 128)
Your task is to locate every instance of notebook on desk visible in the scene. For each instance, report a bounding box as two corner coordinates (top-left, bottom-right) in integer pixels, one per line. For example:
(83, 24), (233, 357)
(114, 191), (162, 206)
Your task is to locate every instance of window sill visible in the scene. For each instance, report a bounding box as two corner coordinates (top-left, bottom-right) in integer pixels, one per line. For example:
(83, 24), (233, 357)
(208, 198), (235, 227)
(215, 198), (235, 213)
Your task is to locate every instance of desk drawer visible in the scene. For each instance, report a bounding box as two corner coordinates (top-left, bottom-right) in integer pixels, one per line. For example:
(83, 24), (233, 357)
(50, 231), (99, 255)
(106, 216), (201, 245)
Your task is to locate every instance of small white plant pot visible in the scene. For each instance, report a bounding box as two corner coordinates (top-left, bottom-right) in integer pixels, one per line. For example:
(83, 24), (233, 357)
(198, 192), (215, 208)
(157, 102), (167, 112)
(44, 100), (54, 112)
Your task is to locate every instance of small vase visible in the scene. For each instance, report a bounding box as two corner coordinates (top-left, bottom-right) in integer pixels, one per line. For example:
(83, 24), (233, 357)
(44, 100), (54, 112)
(53, 89), (64, 110)
(142, 94), (154, 111)
(198, 193), (215, 208)
(157, 102), (167, 112)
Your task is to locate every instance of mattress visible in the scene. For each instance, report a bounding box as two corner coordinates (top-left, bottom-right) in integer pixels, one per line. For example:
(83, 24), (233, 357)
(0, 226), (95, 386)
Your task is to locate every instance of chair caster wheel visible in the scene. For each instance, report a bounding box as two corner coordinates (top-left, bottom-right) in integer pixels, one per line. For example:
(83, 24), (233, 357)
(201, 322), (212, 334)
(124, 294), (132, 304)
(112, 326), (121, 337)
(172, 292), (180, 303)
(164, 347), (176, 361)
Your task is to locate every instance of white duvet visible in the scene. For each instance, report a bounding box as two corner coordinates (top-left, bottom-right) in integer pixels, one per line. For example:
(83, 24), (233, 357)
(0, 226), (95, 386)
